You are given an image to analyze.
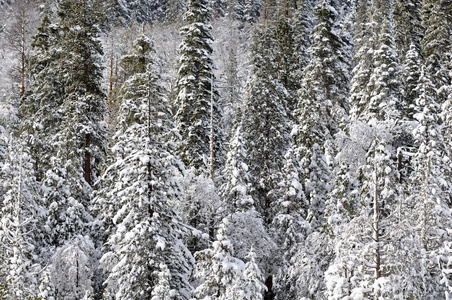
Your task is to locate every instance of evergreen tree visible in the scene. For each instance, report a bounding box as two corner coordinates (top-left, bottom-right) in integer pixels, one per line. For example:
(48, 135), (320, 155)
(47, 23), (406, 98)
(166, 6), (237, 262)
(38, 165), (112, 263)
(351, 0), (403, 122)
(243, 247), (267, 300)
(408, 67), (452, 297)
(297, 0), (350, 135)
(0, 136), (43, 299)
(392, 0), (423, 60)
(421, 0), (451, 95)
(50, 235), (97, 299)
(326, 137), (425, 299)
(221, 121), (254, 212)
(271, 148), (310, 299)
(19, 14), (63, 182)
(349, 0), (373, 121)
(238, 23), (290, 223)
(174, 0), (224, 173)
(99, 55), (193, 299)
(56, 0), (107, 187)
(401, 43), (422, 120)
(243, 0), (261, 23)
(194, 221), (247, 299)
(364, 15), (403, 121)
(292, 0), (351, 230)
(120, 33), (156, 83)
(221, 46), (242, 138)
(291, 0), (314, 79)
(273, 4), (298, 114)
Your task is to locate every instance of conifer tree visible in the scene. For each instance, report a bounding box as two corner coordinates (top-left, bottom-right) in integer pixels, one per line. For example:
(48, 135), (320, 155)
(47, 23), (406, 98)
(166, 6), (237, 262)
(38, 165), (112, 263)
(238, 23), (290, 223)
(98, 42), (193, 299)
(19, 14), (63, 182)
(50, 235), (96, 299)
(392, 0), (423, 60)
(243, 247), (267, 300)
(271, 148), (310, 299)
(408, 67), (452, 297)
(421, 0), (451, 95)
(273, 4), (298, 114)
(401, 43), (422, 120)
(194, 222), (247, 299)
(326, 137), (425, 299)
(174, 0), (224, 172)
(351, 0), (403, 122)
(364, 15), (403, 121)
(292, 0), (350, 230)
(221, 46), (242, 138)
(0, 136), (42, 299)
(221, 121), (254, 212)
(56, 0), (107, 187)
(291, 0), (313, 80)
(349, 0), (373, 121)
(243, 0), (261, 23)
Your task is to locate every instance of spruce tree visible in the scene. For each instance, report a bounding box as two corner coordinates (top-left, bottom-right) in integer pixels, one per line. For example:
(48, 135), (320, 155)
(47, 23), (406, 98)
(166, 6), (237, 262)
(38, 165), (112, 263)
(364, 15), (403, 121)
(409, 67), (452, 297)
(19, 14), (63, 182)
(392, 0), (423, 60)
(0, 136), (43, 299)
(421, 0), (451, 95)
(98, 43), (193, 299)
(401, 43), (422, 120)
(56, 0), (107, 187)
(351, 0), (403, 122)
(238, 23), (290, 223)
(292, 0), (350, 230)
(194, 222), (247, 299)
(174, 0), (224, 173)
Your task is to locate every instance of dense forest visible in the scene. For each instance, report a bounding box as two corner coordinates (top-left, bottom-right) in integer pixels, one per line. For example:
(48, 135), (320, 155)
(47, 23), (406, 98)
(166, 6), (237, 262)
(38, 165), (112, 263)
(0, 0), (451, 299)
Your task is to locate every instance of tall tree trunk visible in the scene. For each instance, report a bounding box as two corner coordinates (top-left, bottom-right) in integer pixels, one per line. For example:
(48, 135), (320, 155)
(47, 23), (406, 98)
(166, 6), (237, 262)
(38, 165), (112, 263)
(373, 167), (381, 279)
(20, 10), (26, 97)
(84, 133), (91, 185)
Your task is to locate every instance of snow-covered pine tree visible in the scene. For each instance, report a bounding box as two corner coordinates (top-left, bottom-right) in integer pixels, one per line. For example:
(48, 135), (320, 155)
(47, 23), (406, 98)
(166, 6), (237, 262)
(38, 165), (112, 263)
(392, 0), (423, 60)
(194, 221), (247, 299)
(352, 0), (403, 122)
(292, 0), (350, 230)
(49, 235), (97, 299)
(243, 0), (261, 23)
(239, 22), (290, 223)
(93, 32), (157, 246)
(408, 67), (452, 298)
(290, 0), (314, 85)
(174, 0), (224, 173)
(19, 14), (63, 182)
(56, 0), (107, 187)
(421, 0), (451, 97)
(243, 247), (267, 300)
(0, 136), (43, 299)
(349, 0), (373, 121)
(401, 43), (422, 120)
(326, 137), (425, 299)
(364, 9), (403, 122)
(221, 46), (242, 138)
(271, 148), (309, 299)
(35, 0), (107, 250)
(99, 47), (193, 299)
(273, 2), (299, 115)
(120, 33), (156, 84)
(221, 113), (254, 212)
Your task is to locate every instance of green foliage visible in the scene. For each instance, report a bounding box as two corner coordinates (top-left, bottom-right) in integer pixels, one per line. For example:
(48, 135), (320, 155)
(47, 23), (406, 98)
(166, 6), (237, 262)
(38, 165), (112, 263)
(174, 0), (225, 172)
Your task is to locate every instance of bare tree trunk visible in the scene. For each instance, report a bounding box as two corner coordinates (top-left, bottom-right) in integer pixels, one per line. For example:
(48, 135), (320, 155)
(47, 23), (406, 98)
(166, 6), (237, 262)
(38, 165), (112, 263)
(210, 75), (214, 181)
(84, 133), (91, 185)
(373, 167), (381, 279)
(20, 8), (26, 97)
